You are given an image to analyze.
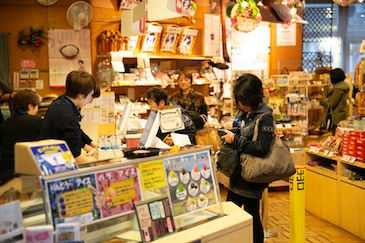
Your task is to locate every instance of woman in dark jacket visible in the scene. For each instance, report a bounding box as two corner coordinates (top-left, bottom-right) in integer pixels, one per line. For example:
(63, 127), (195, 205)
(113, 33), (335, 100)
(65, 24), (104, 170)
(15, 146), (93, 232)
(0, 89), (42, 183)
(222, 73), (274, 243)
(319, 68), (349, 135)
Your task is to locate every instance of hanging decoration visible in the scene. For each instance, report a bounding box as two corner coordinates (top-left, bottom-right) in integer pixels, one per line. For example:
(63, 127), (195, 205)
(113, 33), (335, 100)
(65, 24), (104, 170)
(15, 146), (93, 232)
(17, 23), (54, 47)
(332, 0), (357, 7)
(226, 0), (262, 33)
(277, 0), (306, 23)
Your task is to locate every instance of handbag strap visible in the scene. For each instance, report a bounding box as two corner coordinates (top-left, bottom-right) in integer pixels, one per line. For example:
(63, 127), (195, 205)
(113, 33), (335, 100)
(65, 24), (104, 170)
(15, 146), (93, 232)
(252, 113), (276, 141)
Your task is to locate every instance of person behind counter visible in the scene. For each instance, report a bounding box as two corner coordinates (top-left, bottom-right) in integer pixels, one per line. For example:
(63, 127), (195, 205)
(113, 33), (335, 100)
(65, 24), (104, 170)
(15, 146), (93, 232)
(145, 86), (197, 145)
(0, 89), (43, 183)
(221, 73), (274, 243)
(169, 71), (208, 130)
(40, 70), (100, 164)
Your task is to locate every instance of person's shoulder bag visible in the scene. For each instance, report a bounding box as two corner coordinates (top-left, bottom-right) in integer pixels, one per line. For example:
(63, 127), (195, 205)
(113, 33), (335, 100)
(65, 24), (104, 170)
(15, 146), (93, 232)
(240, 114), (296, 183)
(320, 105), (333, 131)
(216, 141), (239, 177)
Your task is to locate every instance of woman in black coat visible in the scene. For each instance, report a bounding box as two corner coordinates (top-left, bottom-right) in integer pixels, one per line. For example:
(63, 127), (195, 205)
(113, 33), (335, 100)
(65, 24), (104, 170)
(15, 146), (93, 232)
(222, 73), (274, 243)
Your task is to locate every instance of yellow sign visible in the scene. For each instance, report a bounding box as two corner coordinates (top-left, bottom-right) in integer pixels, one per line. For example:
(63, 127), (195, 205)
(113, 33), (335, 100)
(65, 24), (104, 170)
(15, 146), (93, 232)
(139, 160), (167, 190)
(109, 178), (136, 205)
(59, 188), (93, 217)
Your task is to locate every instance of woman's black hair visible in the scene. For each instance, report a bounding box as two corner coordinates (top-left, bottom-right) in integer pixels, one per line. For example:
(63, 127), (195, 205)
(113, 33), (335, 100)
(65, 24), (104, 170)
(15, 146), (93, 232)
(330, 68), (346, 84)
(12, 89), (40, 113)
(146, 87), (169, 105)
(233, 73), (263, 109)
(65, 71), (100, 99)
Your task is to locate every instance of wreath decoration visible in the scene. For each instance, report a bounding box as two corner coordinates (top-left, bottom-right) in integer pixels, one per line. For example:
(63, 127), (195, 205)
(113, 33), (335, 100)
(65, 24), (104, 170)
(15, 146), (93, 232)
(227, 0), (262, 32)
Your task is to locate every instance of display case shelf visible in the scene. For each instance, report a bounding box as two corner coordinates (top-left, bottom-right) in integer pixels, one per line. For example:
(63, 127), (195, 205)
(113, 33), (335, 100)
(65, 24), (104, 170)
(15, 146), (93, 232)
(339, 177), (365, 189)
(304, 148), (365, 239)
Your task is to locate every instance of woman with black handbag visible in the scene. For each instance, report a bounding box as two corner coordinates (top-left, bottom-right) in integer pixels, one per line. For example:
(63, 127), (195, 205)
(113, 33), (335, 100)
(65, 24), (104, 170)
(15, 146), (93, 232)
(221, 73), (274, 243)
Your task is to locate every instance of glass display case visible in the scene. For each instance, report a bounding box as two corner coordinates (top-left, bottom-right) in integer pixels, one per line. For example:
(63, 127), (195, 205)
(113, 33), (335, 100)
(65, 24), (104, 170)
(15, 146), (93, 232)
(3, 145), (242, 242)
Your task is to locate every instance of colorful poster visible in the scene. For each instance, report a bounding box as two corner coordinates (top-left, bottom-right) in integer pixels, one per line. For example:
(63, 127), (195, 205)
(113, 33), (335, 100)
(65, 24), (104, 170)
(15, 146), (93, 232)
(31, 143), (77, 176)
(46, 173), (100, 226)
(164, 151), (218, 216)
(134, 196), (176, 243)
(138, 160), (167, 191)
(95, 166), (142, 218)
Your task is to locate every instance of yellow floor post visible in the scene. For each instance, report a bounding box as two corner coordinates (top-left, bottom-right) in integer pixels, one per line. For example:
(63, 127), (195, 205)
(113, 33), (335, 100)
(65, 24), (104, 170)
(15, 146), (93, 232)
(289, 166), (306, 243)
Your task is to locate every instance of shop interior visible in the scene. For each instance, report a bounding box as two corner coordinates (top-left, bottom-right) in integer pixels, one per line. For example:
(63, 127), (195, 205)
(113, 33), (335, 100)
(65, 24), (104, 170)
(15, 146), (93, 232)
(0, 0), (365, 242)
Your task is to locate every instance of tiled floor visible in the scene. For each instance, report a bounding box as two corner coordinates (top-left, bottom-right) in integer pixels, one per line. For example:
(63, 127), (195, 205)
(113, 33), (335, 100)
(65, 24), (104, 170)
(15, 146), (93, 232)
(219, 185), (365, 243)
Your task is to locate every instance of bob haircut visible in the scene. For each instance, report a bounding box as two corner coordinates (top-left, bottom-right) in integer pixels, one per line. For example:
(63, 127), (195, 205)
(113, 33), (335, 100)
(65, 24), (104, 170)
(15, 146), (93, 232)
(146, 86), (169, 105)
(233, 73), (263, 109)
(65, 71), (100, 99)
(178, 71), (193, 84)
(330, 68), (346, 84)
(12, 89), (40, 112)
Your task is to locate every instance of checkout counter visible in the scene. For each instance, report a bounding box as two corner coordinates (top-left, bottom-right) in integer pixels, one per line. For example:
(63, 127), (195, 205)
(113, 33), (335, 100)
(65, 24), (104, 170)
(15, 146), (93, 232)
(1, 142), (253, 243)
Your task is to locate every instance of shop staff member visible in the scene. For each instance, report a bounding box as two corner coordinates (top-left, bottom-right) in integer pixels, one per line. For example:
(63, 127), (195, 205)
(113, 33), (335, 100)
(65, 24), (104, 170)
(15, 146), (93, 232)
(146, 86), (197, 145)
(40, 71), (100, 164)
(169, 71), (208, 130)
(0, 89), (42, 184)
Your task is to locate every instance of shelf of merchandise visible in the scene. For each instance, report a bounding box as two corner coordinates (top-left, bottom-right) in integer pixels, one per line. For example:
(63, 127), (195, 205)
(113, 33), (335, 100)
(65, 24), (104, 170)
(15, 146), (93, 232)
(269, 73), (330, 147)
(304, 148), (365, 239)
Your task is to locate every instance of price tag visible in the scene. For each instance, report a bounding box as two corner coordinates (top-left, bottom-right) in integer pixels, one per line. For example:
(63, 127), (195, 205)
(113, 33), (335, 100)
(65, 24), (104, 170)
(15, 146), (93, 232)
(323, 150), (329, 156)
(314, 147), (320, 153)
(342, 155), (350, 162)
(349, 156), (356, 163)
(328, 151), (334, 157)
(309, 146), (316, 153)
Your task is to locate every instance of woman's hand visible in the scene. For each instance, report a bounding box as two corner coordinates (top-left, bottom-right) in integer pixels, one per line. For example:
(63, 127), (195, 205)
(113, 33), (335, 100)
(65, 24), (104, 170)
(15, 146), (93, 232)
(221, 129), (234, 144)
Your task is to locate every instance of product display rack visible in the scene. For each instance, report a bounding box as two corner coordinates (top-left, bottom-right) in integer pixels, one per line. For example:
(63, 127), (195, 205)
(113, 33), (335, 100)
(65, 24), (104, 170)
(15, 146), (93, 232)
(269, 73), (330, 147)
(304, 148), (365, 240)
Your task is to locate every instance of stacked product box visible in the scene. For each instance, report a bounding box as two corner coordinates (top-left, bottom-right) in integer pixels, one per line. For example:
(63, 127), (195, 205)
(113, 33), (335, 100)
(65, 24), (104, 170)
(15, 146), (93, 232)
(339, 128), (365, 162)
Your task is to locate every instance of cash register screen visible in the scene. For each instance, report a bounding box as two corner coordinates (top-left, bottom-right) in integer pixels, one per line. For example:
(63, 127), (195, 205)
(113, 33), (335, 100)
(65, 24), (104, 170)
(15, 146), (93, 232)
(138, 110), (159, 148)
(117, 101), (132, 135)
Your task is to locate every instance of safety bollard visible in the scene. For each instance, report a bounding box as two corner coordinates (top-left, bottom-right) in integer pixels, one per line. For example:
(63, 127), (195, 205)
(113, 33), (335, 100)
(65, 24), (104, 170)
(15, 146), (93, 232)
(289, 165), (306, 243)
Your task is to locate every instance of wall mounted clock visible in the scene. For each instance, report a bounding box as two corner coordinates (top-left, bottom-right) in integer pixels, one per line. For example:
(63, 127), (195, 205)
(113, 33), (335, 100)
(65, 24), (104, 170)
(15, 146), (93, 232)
(35, 0), (58, 6)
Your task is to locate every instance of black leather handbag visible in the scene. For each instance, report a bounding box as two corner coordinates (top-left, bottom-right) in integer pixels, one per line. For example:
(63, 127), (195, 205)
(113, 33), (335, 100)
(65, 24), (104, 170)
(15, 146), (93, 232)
(320, 106), (333, 131)
(216, 142), (239, 177)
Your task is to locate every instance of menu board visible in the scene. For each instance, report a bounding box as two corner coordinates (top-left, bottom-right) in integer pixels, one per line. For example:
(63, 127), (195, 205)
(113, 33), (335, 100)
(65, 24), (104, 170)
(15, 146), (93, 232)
(164, 151), (219, 217)
(45, 165), (142, 226)
(134, 196), (176, 243)
(31, 143), (78, 176)
(95, 166), (142, 218)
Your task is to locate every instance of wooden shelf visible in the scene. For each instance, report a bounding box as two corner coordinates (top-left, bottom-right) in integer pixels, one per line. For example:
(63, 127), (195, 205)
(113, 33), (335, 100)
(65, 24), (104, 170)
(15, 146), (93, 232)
(304, 148), (365, 239)
(98, 52), (210, 61)
(341, 160), (365, 170)
(339, 176), (365, 189)
(306, 165), (337, 179)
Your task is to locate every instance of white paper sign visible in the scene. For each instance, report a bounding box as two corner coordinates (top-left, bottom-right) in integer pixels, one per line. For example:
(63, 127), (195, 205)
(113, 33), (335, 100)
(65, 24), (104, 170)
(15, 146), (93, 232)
(276, 23), (296, 46)
(159, 108), (185, 133)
